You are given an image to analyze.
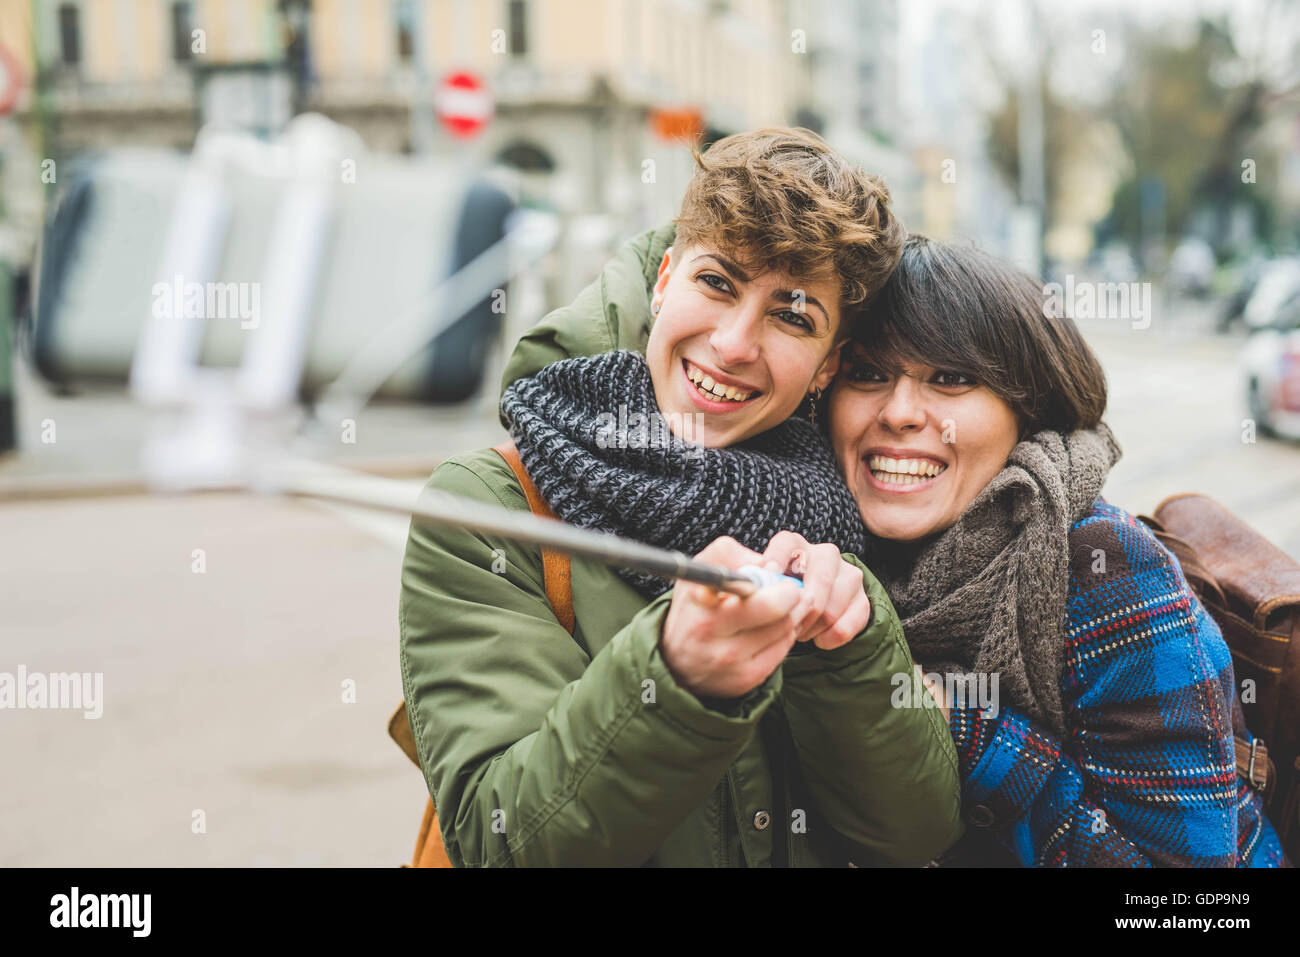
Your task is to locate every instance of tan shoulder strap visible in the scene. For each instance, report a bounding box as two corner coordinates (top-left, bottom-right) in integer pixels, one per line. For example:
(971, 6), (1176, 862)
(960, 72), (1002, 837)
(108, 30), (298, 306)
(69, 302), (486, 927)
(492, 439), (575, 636)
(388, 440), (576, 772)
(398, 442), (578, 867)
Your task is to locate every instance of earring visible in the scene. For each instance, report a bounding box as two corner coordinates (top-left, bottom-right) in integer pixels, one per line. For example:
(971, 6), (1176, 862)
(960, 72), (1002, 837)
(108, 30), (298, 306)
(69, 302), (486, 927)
(652, 301), (660, 315)
(808, 387), (824, 426)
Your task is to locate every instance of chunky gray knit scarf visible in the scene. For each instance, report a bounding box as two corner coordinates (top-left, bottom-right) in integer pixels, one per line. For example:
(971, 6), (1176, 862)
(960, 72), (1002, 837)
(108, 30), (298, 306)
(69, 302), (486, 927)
(501, 350), (867, 598)
(861, 424), (1122, 737)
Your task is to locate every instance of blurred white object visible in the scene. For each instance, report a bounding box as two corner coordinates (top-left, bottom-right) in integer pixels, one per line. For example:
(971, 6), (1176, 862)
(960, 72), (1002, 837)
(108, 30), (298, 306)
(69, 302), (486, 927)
(236, 115), (354, 410)
(32, 113), (540, 491)
(1244, 257), (1300, 330)
(1169, 237), (1215, 297)
(1098, 243), (1139, 285)
(35, 114), (514, 405)
(1242, 327), (1300, 440)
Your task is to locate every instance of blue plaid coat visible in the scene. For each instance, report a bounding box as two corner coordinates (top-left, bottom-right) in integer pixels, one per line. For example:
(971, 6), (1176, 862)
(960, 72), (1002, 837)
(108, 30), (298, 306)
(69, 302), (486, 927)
(945, 499), (1287, 867)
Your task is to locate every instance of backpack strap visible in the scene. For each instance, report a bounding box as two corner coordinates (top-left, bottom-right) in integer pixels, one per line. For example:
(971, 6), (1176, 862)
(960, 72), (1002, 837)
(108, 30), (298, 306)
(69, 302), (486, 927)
(398, 443), (577, 868)
(388, 441), (576, 771)
(1138, 514), (1229, 609)
(492, 439), (575, 636)
(1234, 736), (1275, 795)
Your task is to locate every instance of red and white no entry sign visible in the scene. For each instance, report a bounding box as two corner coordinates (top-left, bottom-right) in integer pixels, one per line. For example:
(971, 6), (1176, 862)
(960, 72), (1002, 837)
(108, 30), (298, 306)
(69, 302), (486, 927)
(435, 71), (493, 140)
(0, 42), (24, 117)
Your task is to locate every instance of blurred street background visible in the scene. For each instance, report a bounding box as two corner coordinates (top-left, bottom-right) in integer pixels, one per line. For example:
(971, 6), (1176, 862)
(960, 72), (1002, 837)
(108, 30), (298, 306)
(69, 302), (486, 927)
(1, 0), (1299, 865)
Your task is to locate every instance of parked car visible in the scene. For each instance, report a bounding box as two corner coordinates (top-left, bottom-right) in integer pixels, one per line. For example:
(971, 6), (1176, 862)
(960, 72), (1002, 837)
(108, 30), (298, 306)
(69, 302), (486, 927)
(1243, 256), (1300, 331)
(1242, 326), (1300, 439)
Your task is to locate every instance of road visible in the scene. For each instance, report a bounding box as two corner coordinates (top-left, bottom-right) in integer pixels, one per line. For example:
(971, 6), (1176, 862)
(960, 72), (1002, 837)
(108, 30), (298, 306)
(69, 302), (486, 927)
(1083, 322), (1300, 560)
(1, 315), (1298, 865)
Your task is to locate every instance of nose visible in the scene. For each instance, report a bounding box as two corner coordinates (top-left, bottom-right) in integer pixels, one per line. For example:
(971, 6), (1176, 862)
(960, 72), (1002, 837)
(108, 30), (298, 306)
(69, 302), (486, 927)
(877, 375), (928, 433)
(708, 305), (763, 368)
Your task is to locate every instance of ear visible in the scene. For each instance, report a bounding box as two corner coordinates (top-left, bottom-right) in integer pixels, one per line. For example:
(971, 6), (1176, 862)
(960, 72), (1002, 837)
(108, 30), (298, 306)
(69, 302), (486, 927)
(811, 347), (841, 393)
(651, 248), (672, 315)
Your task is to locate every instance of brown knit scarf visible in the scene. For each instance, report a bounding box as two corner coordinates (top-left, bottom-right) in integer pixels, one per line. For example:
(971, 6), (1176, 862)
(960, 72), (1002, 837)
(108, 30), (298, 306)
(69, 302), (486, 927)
(861, 424), (1122, 737)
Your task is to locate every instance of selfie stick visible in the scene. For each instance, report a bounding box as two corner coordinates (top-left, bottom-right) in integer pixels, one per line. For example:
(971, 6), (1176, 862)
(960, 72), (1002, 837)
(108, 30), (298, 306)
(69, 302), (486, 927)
(259, 458), (801, 597)
(130, 119), (800, 599)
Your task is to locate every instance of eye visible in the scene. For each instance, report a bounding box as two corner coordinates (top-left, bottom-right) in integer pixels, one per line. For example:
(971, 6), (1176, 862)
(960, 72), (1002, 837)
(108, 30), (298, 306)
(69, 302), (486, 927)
(698, 272), (732, 294)
(843, 362), (888, 385)
(776, 310), (814, 332)
(932, 370), (975, 387)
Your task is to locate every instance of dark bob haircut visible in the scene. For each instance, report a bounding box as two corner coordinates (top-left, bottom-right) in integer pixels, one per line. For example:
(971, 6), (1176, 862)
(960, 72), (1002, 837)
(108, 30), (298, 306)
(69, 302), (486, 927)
(847, 235), (1107, 435)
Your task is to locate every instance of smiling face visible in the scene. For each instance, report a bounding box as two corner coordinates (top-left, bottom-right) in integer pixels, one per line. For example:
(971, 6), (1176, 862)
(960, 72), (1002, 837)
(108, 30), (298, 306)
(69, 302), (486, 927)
(829, 343), (1021, 542)
(645, 244), (843, 447)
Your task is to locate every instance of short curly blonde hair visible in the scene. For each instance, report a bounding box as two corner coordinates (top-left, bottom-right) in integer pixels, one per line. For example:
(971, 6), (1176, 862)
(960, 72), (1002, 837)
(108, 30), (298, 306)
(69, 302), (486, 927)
(674, 128), (905, 325)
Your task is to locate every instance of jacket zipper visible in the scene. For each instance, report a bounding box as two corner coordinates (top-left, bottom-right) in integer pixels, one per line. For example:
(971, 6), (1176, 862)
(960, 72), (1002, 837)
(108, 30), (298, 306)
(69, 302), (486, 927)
(719, 774), (730, 867)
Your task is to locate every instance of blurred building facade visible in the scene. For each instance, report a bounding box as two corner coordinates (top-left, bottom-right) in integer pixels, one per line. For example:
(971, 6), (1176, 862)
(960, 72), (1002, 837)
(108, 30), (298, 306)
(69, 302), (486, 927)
(898, 5), (1013, 253)
(0, 1), (917, 276)
(790, 0), (908, 217)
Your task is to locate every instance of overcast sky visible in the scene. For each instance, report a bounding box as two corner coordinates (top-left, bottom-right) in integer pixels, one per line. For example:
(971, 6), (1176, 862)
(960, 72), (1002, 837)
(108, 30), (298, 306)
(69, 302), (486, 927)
(898, 0), (1299, 113)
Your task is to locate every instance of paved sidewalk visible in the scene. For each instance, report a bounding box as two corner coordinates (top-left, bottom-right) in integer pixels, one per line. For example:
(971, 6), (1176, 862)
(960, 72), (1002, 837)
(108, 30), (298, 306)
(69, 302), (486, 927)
(1, 490), (435, 866)
(1, 361), (509, 865)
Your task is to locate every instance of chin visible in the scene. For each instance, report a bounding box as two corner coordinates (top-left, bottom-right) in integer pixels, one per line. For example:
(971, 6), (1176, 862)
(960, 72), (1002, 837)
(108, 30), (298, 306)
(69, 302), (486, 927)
(862, 510), (934, 543)
(692, 429), (733, 449)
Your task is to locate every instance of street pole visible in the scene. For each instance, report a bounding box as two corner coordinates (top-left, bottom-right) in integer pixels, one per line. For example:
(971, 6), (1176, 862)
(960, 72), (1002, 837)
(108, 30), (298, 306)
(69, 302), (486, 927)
(0, 226), (13, 454)
(408, 0), (435, 155)
(1015, 66), (1045, 277)
(1014, 0), (1046, 277)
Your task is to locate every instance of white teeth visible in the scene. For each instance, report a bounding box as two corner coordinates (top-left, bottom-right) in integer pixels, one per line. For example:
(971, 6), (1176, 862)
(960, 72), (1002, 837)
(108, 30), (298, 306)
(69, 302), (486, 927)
(873, 471), (909, 485)
(685, 362), (754, 402)
(868, 455), (947, 485)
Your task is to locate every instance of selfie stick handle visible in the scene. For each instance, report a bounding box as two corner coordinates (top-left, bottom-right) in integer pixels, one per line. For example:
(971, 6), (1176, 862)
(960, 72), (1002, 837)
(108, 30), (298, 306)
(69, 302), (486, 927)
(259, 459), (801, 596)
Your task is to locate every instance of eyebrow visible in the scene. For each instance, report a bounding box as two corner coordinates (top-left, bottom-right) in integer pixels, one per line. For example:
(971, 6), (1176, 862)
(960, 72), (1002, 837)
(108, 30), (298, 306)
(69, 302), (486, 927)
(691, 253), (831, 326)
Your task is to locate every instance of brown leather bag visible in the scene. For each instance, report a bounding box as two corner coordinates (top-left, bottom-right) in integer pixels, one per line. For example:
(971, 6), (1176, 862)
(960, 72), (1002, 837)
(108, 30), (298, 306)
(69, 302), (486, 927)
(1141, 493), (1300, 861)
(389, 439), (574, 868)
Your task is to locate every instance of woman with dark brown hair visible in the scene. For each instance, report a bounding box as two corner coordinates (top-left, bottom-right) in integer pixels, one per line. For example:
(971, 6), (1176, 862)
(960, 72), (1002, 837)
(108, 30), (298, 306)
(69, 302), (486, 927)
(773, 235), (1287, 866)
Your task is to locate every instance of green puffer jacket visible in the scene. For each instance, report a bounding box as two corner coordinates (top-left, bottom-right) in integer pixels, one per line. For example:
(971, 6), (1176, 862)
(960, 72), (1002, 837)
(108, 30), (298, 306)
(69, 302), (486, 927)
(398, 224), (964, 867)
